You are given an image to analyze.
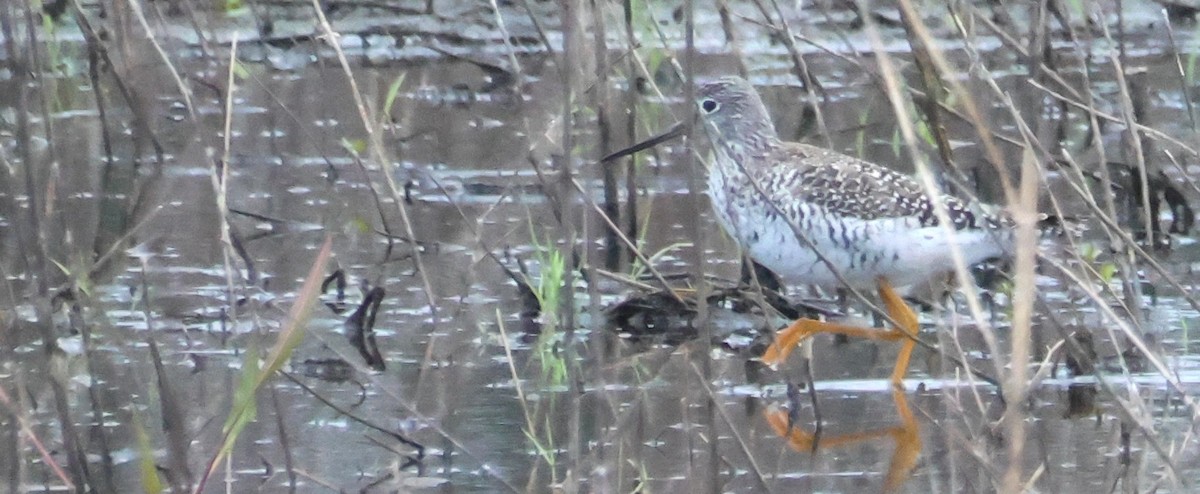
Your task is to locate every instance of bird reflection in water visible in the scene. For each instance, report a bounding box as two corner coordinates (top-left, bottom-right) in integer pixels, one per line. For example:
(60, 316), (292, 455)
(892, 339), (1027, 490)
(764, 386), (921, 492)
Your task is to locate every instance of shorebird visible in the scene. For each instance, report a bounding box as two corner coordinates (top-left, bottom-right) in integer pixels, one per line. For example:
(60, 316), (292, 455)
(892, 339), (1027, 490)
(695, 76), (1009, 385)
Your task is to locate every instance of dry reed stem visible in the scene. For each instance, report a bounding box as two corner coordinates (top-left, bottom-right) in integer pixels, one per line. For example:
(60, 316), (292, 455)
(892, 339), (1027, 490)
(685, 360), (772, 492)
(861, 3), (1038, 489)
(126, 0), (195, 120)
(674, 1), (725, 490)
(1040, 256), (1186, 482)
(1, 1), (91, 486)
(0, 385), (74, 489)
(140, 264), (195, 490)
(1162, 11), (1198, 131)
(568, 177), (683, 301)
(888, 1), (1009, 379)
(1046, 149), (1200, 323)
(307, 0), (439, 318)
(1003, 133), (1042, 494)
(979, 2), (1192, 487)
(215, 35), (240, 320)
(859, 3), (1004, 378)
(494, 309), (547, 475)
(754, 0), (831, 146)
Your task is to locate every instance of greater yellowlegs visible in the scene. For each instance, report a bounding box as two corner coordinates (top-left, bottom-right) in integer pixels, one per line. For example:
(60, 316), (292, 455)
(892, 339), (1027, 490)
(695, 76), (1009, 384)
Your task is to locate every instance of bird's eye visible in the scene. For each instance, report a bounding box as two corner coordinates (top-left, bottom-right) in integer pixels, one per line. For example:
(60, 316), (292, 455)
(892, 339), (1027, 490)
(701, 98), (719, 114)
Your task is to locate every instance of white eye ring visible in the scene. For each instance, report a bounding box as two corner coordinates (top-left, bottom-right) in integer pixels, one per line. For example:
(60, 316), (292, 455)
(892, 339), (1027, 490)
(700, 98), (719, 114)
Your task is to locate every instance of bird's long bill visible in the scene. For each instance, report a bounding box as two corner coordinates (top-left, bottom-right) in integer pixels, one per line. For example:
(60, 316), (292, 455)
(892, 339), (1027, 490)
(599, 120), (687, 164)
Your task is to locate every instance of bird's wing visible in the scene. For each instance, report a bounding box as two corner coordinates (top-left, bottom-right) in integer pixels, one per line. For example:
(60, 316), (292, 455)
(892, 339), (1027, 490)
(764, 143), (980, 230)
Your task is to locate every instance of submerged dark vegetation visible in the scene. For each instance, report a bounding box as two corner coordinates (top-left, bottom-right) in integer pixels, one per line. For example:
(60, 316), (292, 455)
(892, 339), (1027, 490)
(3, 0), (1200, 492)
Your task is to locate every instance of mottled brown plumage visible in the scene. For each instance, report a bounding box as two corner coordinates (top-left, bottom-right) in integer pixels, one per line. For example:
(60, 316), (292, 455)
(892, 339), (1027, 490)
(695, 76), (1008, 289)
(771, 143), (980, 229)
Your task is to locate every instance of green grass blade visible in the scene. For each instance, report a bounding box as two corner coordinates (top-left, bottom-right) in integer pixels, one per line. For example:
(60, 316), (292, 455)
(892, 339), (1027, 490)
(133, 412), (164, 494)
(194, 236), (333, 493)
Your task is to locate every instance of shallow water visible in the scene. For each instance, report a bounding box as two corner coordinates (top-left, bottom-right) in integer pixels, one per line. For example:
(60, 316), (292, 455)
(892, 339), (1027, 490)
(4, 1), (1200, 492)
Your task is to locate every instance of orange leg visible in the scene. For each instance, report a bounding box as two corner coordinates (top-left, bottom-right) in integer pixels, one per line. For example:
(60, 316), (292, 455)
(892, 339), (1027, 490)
(764, 386), (921, 493)
(878, 278), (919, 386)
(883, 387), (921, 493)
(761, 277), (921, 387)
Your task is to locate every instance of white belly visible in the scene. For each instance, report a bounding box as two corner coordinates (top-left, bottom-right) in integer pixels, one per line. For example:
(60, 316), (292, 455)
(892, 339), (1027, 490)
(707, 175), (1005, 290)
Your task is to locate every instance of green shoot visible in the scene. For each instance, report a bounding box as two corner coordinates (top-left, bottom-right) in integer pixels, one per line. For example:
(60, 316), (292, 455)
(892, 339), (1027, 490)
(194, 236), (332, 492)
(133, 412), (164, 494)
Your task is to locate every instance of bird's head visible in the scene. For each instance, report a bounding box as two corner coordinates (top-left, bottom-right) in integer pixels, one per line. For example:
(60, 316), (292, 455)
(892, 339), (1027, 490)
(696, 76), (779, 150)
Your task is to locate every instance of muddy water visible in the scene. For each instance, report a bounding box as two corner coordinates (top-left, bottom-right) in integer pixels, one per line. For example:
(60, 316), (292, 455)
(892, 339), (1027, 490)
(4, 3), (1200, 493)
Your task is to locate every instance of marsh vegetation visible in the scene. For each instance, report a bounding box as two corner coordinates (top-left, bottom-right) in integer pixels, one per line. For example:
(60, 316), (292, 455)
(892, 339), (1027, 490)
(3, 0), (1200, 492)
